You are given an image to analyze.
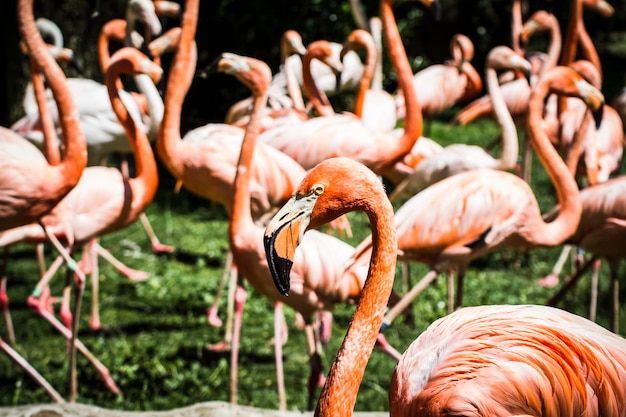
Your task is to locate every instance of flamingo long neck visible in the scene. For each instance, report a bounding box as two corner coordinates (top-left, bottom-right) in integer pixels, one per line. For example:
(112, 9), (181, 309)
(19, 0), (87, 192)
(577, 15), (601, 82)
(315, 188), (397, 417)
(30, 58), (60, 165)
(229, 77), (267, 241)
(511, 0), (526, 56)
(135, 73), (164, 141)
(370, 17), (384, 93)
(527, 76), (582, 246)
(98, 19), (126, 89)
(376, 0), (422, 173)
(157, 0), (199, 177)
(487, 64), (518, 170)
(540, 15), (562, 79)
(281, 36), (306, 111)
(561, 0), (581, 67)
(302, 49), (335, 117)
(353, 34), (377, 118)
(106, 50), (159, 225)
(457, 37), (482, 103)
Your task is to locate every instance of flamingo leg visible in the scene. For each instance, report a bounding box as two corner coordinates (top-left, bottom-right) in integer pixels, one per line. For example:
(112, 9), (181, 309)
(381, 269), (439, 331)
(66, 262), (86, 402)
(305, 321), (324, 411)
(138, 212), (174, 254)
(229, 275), (247, 405)
(207, 250), (232, 328)
(453, 265), (467, 312)
(609, 260), (620, 333)
(447, 267), (455, 314)
(86, 240), (101, 331)
(1, 336), (65, 403)
(537, 244), (573, 288)
(546, 255), (598, 307)
(589, 258), (600, 322)
(1, 248), (15, 347)
(206, 260), (238, 352)
(274, 301), (287, 411)
(93, 241), (149, 281)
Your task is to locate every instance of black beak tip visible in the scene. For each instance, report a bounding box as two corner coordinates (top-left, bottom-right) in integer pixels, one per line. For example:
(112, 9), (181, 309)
(593, 105), (604, 130)
(263, 235), (292, 297)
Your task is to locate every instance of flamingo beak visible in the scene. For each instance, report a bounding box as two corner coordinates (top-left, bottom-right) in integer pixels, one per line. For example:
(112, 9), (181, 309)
(592, 105), (604, 130)
(264, 194), (315, 296)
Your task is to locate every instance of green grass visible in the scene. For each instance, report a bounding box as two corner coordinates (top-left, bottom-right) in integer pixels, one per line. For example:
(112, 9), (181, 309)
(1, 117), (625, 412)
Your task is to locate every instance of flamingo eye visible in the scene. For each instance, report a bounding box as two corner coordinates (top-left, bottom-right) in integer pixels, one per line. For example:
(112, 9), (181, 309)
(312, 184), (324, 196)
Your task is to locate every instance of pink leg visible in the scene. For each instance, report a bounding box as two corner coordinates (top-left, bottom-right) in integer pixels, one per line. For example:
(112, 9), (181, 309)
(207, 250), (233, 328)
(274, 301), (287, 411)
(67, 265), (86, 402)
(537, 245), (573, 288)
(94, 241), (149, 281)
(86, 240), (101, 331)
(138, 212), (175, 254)
(229, 278), (247, 405)
(1, 249), (15, 347)
(1, 336), (65, 403)
(206, 261), (238, 352)
(305, 322), (325, 411)
(26, 295), (121, 396)
(375, 332), (402, 361)
(316, 310), (332, 345)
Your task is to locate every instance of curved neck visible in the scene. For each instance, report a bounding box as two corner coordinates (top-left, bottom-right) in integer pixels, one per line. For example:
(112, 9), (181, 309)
(487, 65), (518, 170)
(229, 83), (267, 239)
(577, 18), (601, 81)
(302, 51), (335, 117)
(511, 0), (523, 56)
(134, 73), (164, 140)
(106, 51), (159, 222)
(376, 0), (422, 173)
(19, 0), (87, 188)
(353, 36), (377, 118)
(526, 78), (582, 246)
(370, 17), (384, 93)
(157, 0), (199, 177)
(541, 16), (562, 78)
(30, 58), (60, 165)
(561, 0), (581, 67)
(315, 183), (397, 417)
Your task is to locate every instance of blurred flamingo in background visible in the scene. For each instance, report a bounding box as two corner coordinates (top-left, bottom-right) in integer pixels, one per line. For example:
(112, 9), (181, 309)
(221, 52), (401, 411)
(342, 66), (603, 331)
(257, 0), (430, 179)
(395, 33), (482, 134)
(265, 154), (626, 416)
(388, 46), (531, 201)
(341, 21), (397, 133)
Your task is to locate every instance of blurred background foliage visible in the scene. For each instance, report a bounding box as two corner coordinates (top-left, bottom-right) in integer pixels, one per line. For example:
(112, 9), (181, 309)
(2, 0), (626, 129)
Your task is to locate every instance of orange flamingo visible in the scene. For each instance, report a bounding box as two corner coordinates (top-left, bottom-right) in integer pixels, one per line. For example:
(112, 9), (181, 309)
(264, 156), (626, 417)
(220, 51), (400, 411)
(224, 30), (311, 131)
(395, 33), (482, 129)
(388, 45), (531, 201)
(546, 174), (626, 333)
(343, 65), (603, 329)
(342, 20), (397, 133)
(256, 0), (429, 178)
(0, 0), (87, 402)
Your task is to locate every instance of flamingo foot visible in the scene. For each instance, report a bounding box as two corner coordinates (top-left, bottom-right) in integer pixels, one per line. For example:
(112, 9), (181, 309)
(151, 241), (175, 254)
(207, 306), (223, 328)
(77, 257), (92, 275)
(317, 311), (333, 345)
(89, 315), (101, 331)
(537, 272), (560, 288)
(93, 362), (121, 396)
(206, 340), (231, 352)
(118, 267), (150, 281)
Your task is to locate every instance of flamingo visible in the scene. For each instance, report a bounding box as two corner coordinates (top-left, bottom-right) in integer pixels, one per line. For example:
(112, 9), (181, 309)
(545, 173), (626, 333)
(388, 45), (531, 201)
(216, 51), (401, 412)
(1, 47), (163, 401)
(256, 0), (430, 178)
(0, 0), (87, 401)
(341, 21), (397, 133)
(224, 30), (311, 131)
(394, 33), (482, 130)
(343, 65), (604, 329)
(264, 156), (626, 417)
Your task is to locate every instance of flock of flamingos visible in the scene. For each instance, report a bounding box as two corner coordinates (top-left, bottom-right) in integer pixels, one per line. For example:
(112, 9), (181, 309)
(3, 0), (626, 414)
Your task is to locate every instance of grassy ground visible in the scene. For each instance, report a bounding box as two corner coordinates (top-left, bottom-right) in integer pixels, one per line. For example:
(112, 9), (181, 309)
(1, 117), (625, 412)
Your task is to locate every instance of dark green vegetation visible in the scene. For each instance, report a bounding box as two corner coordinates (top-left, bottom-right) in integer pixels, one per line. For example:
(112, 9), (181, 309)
(1, 117), (625, 412)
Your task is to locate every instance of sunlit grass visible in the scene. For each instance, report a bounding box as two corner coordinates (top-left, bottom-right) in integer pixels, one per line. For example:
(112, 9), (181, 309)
(1, 117), (624, 411)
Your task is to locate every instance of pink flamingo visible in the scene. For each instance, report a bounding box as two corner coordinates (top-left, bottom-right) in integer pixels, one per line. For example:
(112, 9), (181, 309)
(344, 65), (603, 330)
(394, 33), (482, 130)
(256, 0), (429, 178)
(264, 155), (626, 416)
(223, 52), (400, 410)
(388, 46), (531, 201)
